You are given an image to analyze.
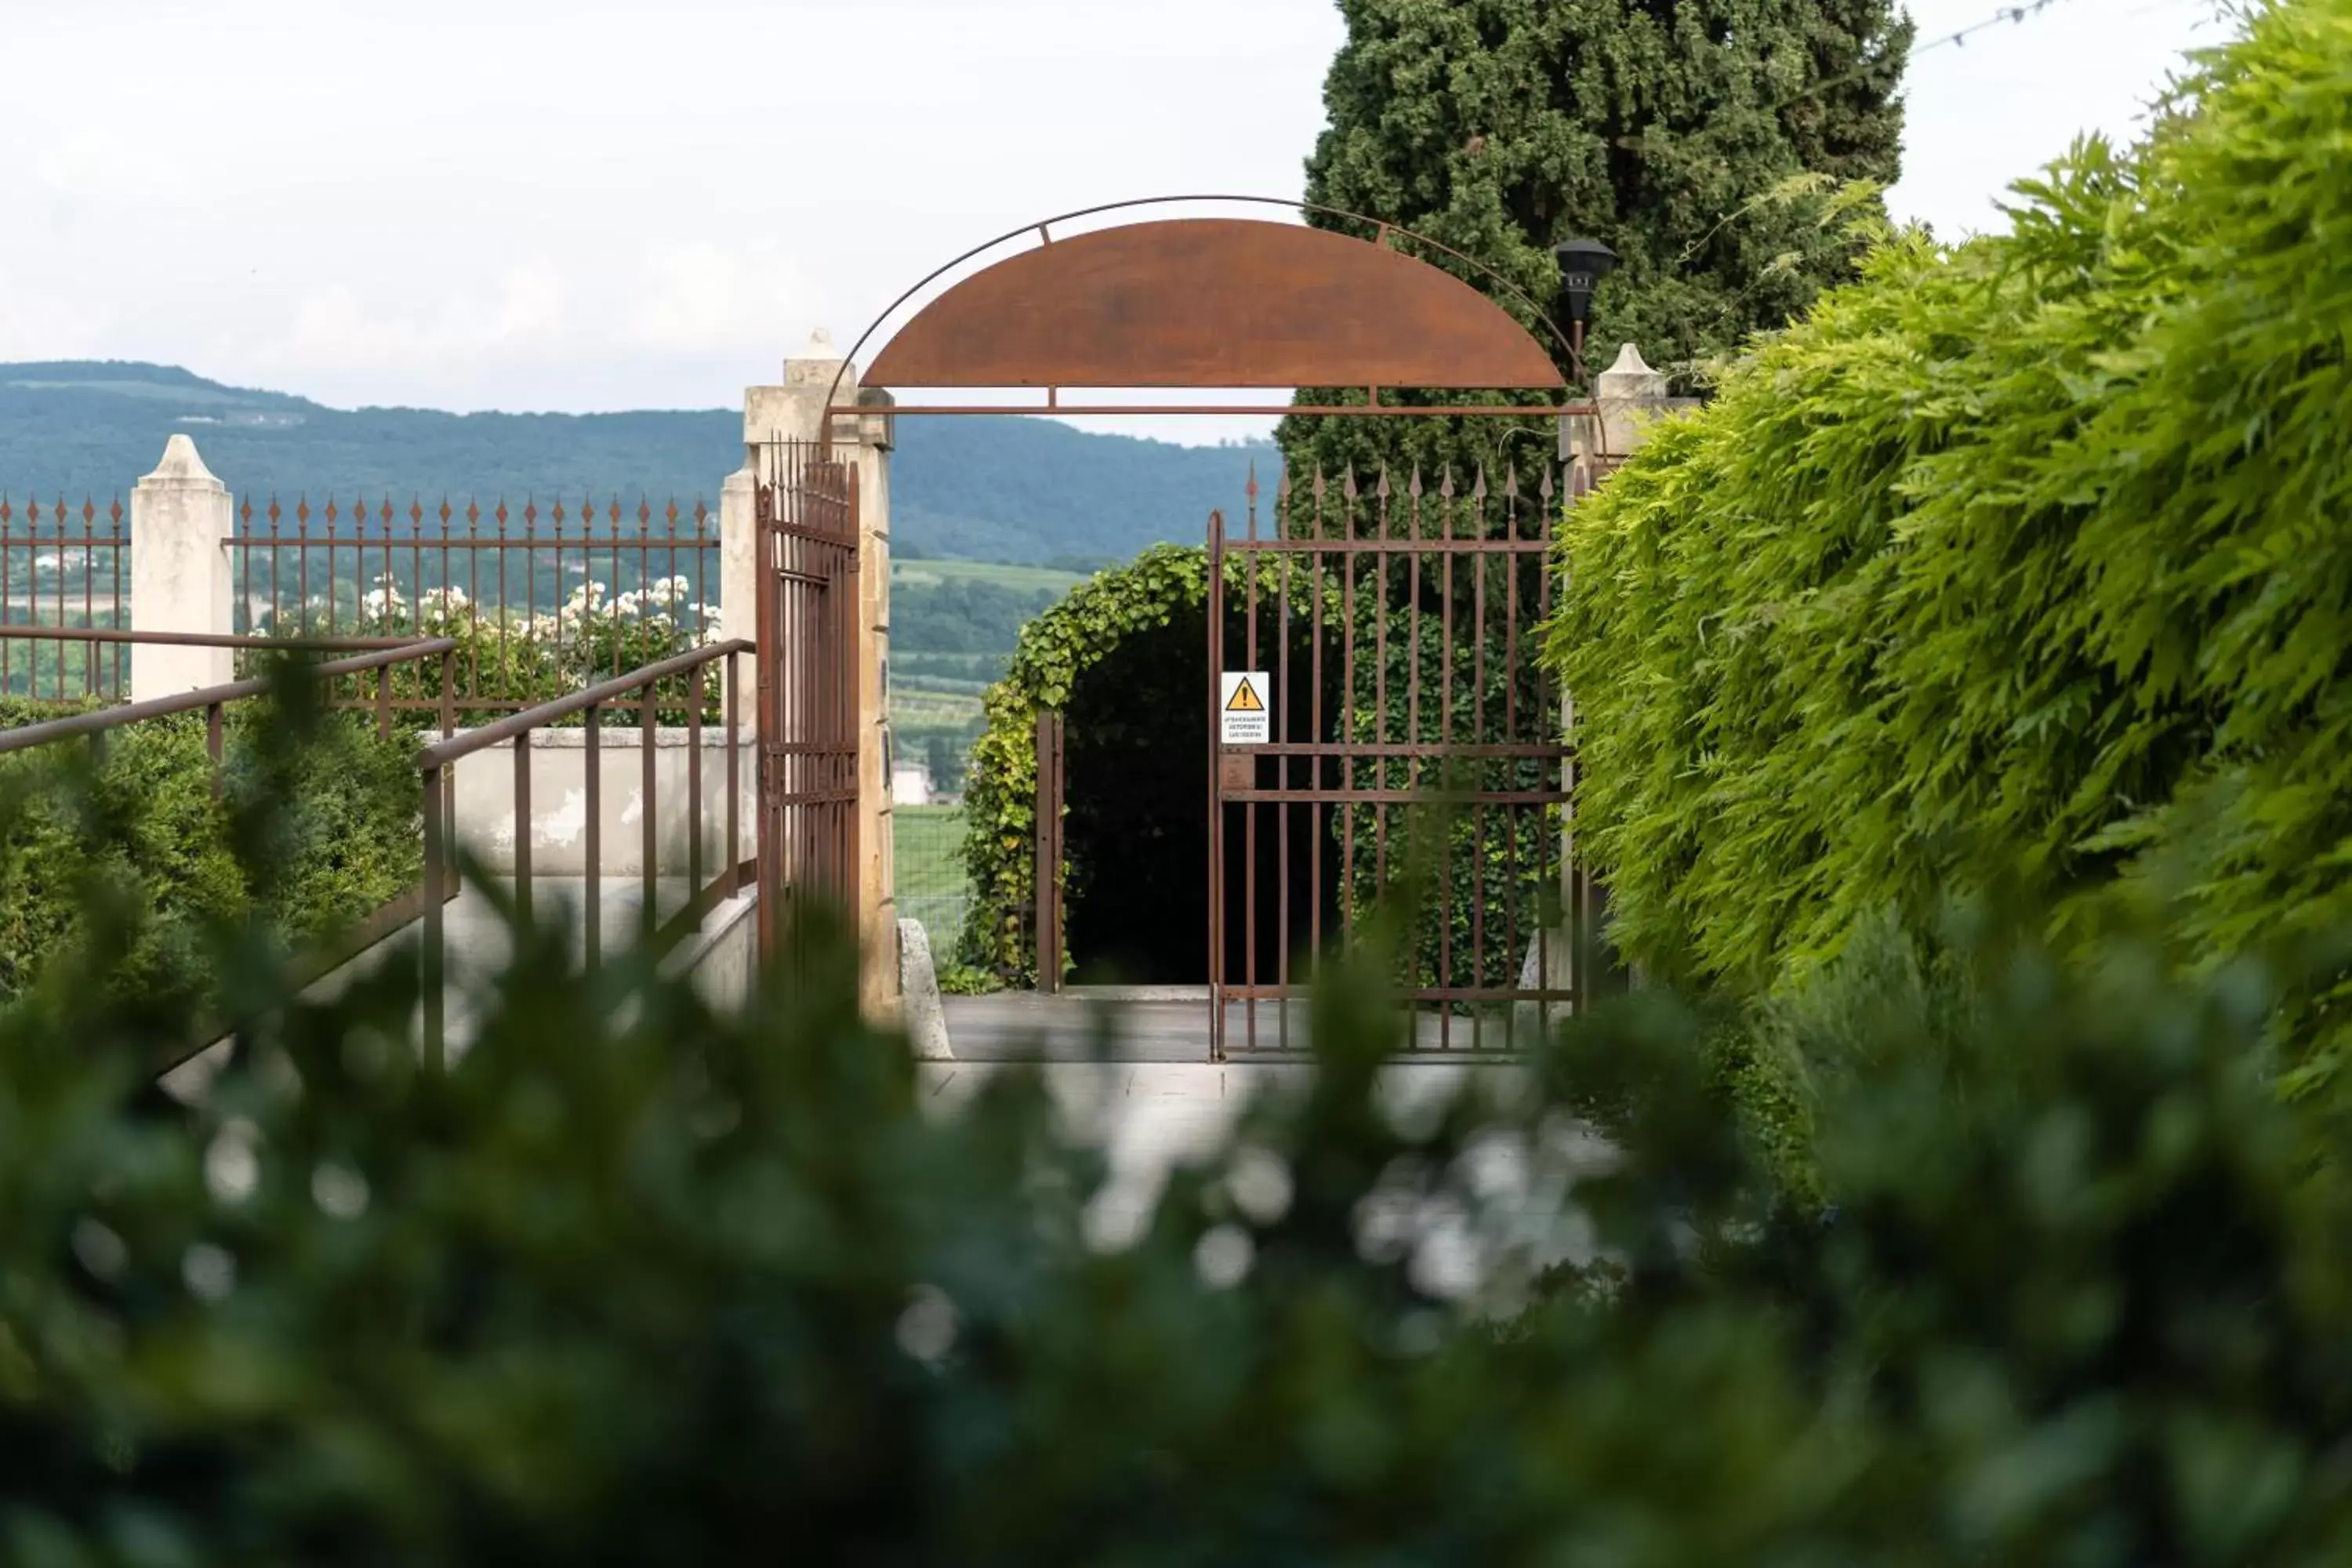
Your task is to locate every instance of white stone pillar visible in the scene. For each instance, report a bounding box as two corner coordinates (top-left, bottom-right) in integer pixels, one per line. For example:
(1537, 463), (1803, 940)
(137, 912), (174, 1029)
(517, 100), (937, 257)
(130, 434), (234, 701)
(719, 464), (760, 653)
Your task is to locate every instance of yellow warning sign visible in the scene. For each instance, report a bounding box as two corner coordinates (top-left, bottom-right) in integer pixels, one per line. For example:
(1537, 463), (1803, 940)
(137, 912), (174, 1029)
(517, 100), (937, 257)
(1221, 672), (1271, 745)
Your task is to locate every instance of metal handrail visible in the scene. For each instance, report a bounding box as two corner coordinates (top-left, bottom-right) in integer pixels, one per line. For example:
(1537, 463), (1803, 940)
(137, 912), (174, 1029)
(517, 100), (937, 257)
(0, 638), (460, 757)
(0, 626), (434, 651)
(416, 637), (757, 1069)
(416, 639), (753, 767)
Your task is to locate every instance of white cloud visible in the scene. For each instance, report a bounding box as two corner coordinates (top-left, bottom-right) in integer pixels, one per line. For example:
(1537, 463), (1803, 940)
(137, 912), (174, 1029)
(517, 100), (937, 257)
(630, 241), (821, 355)
(265, 259), (572, 375)
(492, 258), (570, 343)
(0, 272), (116, 360)
(30, 132), (201, 206)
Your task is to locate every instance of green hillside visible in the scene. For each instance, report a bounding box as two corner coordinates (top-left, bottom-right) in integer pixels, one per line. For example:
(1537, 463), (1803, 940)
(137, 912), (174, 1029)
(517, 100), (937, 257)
(888, 557), (1091, 789)
(0, 361), (1272, 566)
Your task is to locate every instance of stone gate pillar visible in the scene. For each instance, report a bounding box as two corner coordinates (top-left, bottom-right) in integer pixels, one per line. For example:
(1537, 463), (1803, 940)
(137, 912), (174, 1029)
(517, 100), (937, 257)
(742, 331), (899, 1022)
(1551, 345), (1686, 1004)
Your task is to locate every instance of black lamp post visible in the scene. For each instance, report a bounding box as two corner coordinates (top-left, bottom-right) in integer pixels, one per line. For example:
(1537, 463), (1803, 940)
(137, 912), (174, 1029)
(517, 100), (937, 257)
(1554, 237), (1619, 379)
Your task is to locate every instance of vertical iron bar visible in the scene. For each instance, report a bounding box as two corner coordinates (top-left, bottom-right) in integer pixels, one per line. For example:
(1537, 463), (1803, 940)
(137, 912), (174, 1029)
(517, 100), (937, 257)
(85, 499), (100, 696)
(1206, 508), (1225, 1062)
(514, 731), (534, 927)
(586, 701), (602, 973)
(1243, 470), (1260, 1051)
(1472, 472), (1490, 1052)
(423, 762), (447, 1073)
(2, 499), (13, 696)
(754, 466), (775, 958)
(726, 648), (742, 898)
(1438, 470), (1453, 1052)
(1035, 707), (1055, 993)
(688, 661), (706, 902)
(51, 500), (64, 702)
(1373, 470), (1389, 903)
(206, 701), (225, 802)
(1308, 473), (1325, 979)
(644, 680), (659, 942)
(1341, 477), (1356, 947)
(1276, 481), (1292, 1053)
(1539, 463), (1558, 1040)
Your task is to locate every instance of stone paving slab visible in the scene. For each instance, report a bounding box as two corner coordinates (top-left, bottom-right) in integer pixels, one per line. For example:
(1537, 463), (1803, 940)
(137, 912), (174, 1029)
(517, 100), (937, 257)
(942, 991), (1544, 1063)
(917, 1060), (1608, 1277)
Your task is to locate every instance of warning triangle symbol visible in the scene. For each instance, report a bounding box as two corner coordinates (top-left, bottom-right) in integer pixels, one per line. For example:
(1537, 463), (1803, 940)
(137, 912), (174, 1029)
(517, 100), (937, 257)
(1225, 678), (1265, 713)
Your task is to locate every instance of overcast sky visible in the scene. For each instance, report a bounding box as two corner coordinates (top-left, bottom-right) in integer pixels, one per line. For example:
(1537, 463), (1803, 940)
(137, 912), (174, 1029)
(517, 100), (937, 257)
(1, 0), (2223, 443)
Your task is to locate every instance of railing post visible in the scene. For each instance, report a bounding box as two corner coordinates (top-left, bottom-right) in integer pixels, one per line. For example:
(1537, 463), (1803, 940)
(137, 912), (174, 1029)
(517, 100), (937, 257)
(586, 702), (601, 972)
(514, 733), (533, 927)
(1034, 708), (1065, 993)
(724, 651), (742, 898)
(205, 700), (225, 801)
(129, 437), (234, 702)
(423, 761), (447, 1073)
(688, 662), (706, 902)
(642, 681), (659, 942)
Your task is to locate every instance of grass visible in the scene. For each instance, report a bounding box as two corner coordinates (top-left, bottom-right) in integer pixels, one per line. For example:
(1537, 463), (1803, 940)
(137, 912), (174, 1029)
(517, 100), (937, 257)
(896, 805), (972, 960)
(891, 559), (1089, 594)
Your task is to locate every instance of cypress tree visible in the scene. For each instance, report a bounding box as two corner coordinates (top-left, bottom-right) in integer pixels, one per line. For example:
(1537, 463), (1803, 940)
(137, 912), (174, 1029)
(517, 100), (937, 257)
(1281, 0), (1912, 477)
(1269, 0), (1909, 992)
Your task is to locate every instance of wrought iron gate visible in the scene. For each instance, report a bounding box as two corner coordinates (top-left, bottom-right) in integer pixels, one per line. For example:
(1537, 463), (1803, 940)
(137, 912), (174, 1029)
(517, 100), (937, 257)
(1207, 464), (1584, 1057)
(755, 440), (862, 956)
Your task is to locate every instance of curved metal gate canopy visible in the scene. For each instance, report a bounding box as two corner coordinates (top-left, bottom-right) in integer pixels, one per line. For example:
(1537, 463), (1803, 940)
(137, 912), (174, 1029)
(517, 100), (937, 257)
(862, 216), (1569, 407)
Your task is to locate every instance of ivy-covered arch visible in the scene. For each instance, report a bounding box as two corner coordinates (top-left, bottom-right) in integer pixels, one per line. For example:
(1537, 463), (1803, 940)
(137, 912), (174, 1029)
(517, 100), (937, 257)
(960, 543), (1347, 985)
(957, 546), (1214, 983)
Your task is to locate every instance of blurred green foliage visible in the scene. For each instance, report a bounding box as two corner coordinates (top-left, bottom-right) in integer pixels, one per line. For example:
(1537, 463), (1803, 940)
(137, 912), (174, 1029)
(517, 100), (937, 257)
(0, 693), (419, 1012)
(1547, 0), (2352, 1098)
(2, 748), (2350, 1559)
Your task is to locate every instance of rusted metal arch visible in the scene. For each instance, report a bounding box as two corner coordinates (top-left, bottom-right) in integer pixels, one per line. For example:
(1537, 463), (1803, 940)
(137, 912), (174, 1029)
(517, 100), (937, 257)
(822, 194), (1593, 426)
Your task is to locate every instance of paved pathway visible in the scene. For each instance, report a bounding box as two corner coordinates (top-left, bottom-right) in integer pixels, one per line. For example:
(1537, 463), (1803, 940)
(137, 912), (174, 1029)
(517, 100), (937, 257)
(917, 1059), (1607, 1278)
(942, 988), (1547, 1062)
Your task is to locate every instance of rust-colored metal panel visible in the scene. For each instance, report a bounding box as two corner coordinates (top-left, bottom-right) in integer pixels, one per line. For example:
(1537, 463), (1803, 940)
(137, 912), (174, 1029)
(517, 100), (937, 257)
(866, 220), (1566, 391)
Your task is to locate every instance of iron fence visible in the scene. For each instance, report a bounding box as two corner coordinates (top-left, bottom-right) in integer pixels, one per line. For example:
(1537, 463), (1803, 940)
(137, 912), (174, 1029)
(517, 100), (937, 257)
(0, 495), (130, 701)
(227, 492), (721, 714)
(898, 804), (976, 969)
(1, 485), (722, 717)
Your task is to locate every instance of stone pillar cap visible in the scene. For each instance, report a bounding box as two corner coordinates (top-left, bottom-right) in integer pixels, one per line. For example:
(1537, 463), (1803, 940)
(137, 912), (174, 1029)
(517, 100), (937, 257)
(1602, 343), (1656, 379)
(140, 433), (226, 489)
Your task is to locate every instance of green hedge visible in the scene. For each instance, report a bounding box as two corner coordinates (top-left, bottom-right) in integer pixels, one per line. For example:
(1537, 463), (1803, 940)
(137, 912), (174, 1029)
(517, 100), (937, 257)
(960, 546), (1214, 982)
(0, 699), (420, 1010)
(1544, 0), (2352, 1094)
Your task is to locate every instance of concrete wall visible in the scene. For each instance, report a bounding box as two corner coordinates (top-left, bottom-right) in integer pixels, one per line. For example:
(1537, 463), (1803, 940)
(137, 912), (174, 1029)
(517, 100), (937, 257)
(445, 726), (757, 878)
(668, 889), (759, 1014)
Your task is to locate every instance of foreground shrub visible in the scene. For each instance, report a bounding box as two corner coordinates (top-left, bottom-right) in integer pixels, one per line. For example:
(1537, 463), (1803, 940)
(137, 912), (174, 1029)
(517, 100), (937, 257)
(2, 721), (2350, 1561)
(0, 691), (419, 1011)
(1544, 0), (2352, 1094)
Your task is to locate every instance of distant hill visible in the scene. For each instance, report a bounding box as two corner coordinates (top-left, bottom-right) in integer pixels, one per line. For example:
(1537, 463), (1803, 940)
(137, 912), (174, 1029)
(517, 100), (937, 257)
(0, 361), (1274, 565)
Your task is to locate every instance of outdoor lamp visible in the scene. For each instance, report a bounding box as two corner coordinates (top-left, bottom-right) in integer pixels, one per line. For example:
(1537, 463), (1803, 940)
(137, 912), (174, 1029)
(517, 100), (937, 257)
(1554, 237), (1619, 374)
